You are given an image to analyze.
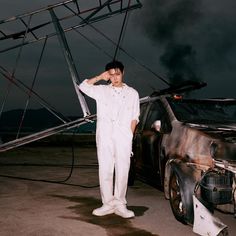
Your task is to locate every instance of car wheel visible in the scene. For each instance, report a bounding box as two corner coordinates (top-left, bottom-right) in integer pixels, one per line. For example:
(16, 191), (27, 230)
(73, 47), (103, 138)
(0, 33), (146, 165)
(169, 170), (188, 224)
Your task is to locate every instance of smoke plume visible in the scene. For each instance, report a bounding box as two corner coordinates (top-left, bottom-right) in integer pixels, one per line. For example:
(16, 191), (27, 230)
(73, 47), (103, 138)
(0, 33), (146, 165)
(136, 0), (236, 87)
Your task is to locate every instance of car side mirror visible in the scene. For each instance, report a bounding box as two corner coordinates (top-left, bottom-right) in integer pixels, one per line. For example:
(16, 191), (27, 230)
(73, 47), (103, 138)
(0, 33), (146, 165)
(151, 120), (161, 132)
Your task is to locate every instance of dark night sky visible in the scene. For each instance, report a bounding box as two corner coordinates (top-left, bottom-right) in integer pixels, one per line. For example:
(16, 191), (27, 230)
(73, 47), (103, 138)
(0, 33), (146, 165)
(0, 0), (235, 116)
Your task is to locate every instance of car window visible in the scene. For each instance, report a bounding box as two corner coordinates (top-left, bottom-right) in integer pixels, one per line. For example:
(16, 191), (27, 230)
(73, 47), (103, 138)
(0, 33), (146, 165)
(144, 101), (163, 130)
(168, 98), (236, 123)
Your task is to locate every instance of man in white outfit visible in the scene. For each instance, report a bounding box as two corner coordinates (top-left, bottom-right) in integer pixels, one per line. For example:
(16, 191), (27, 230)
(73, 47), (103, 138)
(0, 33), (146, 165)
(79, 61), (140, 218)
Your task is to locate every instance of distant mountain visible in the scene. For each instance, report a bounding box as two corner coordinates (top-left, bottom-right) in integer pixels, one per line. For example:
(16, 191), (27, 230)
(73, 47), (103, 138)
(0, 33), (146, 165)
(0, 108), (96, 145)
(0, 108), (96, 135)
(0, 108), (71, 133)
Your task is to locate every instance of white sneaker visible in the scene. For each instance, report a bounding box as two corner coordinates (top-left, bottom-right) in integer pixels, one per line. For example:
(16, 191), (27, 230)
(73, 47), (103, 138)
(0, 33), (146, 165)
(114, 205), (135, 218)
(92, 204), (115, 216)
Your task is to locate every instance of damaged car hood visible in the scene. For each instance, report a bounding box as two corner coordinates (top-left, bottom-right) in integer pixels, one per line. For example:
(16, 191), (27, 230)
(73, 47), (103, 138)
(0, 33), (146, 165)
(185, 122), (236, 162)
(185, 122), (236, 141)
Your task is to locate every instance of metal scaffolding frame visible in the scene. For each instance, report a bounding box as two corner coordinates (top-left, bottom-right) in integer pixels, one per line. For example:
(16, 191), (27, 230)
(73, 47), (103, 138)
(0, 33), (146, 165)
(0, 0), (142, 53)
(0, 0), (142, 152)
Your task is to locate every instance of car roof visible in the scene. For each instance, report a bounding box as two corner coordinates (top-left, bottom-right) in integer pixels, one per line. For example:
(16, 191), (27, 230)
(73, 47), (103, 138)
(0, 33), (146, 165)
(140, 81), (236, 104)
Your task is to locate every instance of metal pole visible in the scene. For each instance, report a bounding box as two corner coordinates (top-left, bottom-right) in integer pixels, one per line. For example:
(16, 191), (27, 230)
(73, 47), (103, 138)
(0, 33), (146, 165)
(49, 8), (90, 117)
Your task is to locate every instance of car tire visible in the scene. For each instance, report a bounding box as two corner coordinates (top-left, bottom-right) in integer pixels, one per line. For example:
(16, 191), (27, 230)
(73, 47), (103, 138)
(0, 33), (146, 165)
(169, 170), (188, 224)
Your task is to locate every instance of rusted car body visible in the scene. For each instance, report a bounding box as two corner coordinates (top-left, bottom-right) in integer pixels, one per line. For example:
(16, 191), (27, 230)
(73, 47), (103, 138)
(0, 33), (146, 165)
(130, 85), (236, 231)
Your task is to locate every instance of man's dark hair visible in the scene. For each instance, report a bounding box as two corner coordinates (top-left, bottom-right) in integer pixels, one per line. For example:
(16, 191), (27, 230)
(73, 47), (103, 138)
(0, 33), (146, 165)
(105, 60), (124, 73)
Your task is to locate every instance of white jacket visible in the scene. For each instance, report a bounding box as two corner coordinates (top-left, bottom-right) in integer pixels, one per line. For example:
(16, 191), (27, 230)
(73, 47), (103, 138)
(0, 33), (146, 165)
(79, 79), (140, 142)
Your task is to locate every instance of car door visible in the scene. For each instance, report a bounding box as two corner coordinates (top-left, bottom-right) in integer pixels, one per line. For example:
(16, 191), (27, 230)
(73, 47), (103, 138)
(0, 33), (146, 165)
(133, 100), (166, 187)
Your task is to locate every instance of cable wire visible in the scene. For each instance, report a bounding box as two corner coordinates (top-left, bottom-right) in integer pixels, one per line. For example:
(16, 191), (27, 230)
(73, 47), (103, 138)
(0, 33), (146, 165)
(16, 36), (48, 139)
(72, 13), (171, 85)
(0, 129), (99, 188)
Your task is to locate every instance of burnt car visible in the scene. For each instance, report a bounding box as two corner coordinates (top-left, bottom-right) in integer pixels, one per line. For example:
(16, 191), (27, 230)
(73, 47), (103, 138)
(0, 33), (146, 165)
(129, 82), (236, 231)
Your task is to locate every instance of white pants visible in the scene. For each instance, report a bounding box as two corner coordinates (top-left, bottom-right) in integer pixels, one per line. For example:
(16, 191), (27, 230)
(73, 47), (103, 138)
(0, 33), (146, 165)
(96, 124), (132, 206)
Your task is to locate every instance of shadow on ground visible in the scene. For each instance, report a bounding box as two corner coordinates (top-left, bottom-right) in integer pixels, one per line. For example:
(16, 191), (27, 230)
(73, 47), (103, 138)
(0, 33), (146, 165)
(51, 194), (159, 236)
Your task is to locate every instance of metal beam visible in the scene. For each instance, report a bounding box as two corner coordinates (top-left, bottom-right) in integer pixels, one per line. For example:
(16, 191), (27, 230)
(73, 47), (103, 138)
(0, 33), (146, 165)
(50, 8), (90, 117)
(0, 115), (96, 152)
(0, 0), (142, 53)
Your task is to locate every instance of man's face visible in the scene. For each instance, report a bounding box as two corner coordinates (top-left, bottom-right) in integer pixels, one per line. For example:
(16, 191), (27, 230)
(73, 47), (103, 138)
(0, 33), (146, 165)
(108, 68), (124, 87)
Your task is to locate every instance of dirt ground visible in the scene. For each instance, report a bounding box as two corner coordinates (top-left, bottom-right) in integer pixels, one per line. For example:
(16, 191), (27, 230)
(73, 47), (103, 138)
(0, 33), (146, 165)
(0, 144), (235, 236)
